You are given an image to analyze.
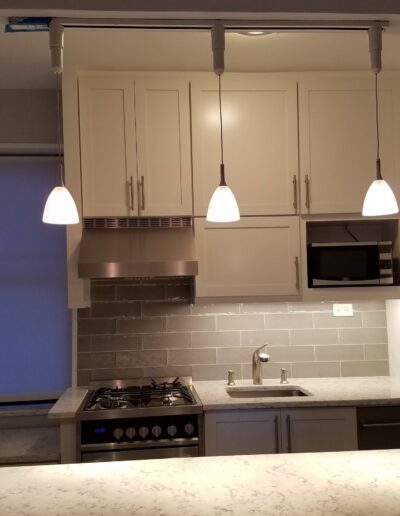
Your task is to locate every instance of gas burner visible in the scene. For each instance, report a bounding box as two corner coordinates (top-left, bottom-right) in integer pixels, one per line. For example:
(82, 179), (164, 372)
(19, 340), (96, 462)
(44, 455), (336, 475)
(84, 377), (196, 411)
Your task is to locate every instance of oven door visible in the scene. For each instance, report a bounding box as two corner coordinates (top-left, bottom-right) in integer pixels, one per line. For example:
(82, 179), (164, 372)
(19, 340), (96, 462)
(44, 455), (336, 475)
(81, 445), (198, 463)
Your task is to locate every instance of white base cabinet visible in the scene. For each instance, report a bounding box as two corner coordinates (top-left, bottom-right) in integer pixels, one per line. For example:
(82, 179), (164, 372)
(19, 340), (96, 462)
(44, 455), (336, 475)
(205, 407), (357, 456)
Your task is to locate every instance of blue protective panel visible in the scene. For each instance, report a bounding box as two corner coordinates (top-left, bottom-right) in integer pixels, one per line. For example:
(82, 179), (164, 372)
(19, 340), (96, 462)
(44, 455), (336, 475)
(0, 158), (71, 397)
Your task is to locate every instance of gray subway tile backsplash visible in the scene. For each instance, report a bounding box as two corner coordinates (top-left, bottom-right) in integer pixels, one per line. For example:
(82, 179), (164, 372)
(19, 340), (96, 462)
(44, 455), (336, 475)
(265, 313), (314, 329)
(340, 360), (390, 377)
(361, 311), (387, 328)
(339, 327), (388, 344)
(116, 350), (167, 368)
(314, 345), (364, 362)
(76, 279), (389, 386)
(364, 344), (389, 360)
(168, 348), (217, 366)
(142, 333), (191, 350)
(167, 315), (216, 332)
(92, 335), (142, 352)
(292, 362), (341, 378)
(290, 329), (338, 346)
(313, 312), (362, 329)
(216, 314), (264, 331)
(192, 331), (240, 348)
(240, 330), (290, 347)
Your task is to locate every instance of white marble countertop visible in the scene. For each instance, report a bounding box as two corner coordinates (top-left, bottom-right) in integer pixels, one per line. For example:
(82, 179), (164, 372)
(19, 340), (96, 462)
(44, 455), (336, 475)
(48, 387), (88, 419)
(1, 449), (400, 515)
(194, 376), (400, 410)
(49, 377), (400, 418)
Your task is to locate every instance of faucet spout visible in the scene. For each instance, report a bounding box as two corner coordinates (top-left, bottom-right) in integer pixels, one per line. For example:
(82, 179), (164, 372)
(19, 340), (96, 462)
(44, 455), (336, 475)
(252, 344), (270, 385)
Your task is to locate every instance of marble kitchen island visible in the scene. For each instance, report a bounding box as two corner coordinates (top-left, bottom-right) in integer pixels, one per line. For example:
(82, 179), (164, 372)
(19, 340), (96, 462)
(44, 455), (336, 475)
(1, 449), (400, 515)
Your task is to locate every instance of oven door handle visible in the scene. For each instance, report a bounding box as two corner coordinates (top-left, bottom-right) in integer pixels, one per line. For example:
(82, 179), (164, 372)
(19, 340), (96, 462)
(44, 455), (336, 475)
(81, 437), (199, 452)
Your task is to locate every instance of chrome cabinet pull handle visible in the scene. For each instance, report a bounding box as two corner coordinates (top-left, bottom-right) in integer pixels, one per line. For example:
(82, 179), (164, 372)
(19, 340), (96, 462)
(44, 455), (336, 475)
(292, 175), (298, 211)
(286, 415), (292, 453)
(129, 176), (134, 212)
(305, 174), (310, 209)
(295, 256), (300, 291)
(141, 175), (145, 211)
(362, 422), (400, 428)
(274, 415), (279, 454)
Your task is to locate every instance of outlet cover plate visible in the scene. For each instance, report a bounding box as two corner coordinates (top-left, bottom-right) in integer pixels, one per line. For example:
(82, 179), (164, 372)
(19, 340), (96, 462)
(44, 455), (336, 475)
(333, 303), (353, 317)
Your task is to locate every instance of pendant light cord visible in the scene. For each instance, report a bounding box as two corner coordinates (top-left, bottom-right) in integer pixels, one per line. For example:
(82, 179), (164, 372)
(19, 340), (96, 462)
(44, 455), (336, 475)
(218, 74), (224, 165)
(56, 72), (64, 186)
(375, 72), (380, 161)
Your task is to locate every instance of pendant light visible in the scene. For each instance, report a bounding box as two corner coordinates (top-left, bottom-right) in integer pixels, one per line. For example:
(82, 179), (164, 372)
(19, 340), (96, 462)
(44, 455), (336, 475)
(206, 21), (240, 223)
(43, 20), (79, 225)
(362, 24), (399, 217)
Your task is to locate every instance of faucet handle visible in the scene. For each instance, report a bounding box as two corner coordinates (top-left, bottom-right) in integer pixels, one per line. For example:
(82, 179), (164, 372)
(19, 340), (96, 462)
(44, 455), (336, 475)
(280, 368), (289, 384)
(254, 344), (270, 362)
(227, 370), (236, 386)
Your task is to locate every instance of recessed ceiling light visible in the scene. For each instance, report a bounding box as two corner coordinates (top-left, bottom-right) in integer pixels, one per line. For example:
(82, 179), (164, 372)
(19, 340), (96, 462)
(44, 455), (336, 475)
(237, 30), (274, 37)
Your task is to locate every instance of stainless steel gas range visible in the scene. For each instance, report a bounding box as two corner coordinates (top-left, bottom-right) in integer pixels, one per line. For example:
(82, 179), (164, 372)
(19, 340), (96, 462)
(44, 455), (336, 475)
(76, 377), (204, 462)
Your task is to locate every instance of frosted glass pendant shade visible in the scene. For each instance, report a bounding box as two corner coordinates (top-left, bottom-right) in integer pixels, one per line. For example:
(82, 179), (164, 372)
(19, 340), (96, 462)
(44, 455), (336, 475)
(207, 184), (240, 222)
(42, 186), (79, 224)
(362, 179), (399, 216)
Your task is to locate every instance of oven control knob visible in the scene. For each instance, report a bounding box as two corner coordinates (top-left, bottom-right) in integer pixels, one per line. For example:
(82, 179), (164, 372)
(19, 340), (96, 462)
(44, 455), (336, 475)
(125, 427), (136, 439)
(139, 426), (149, 439)
(113, 428), (124, 440)
(184, 423), (195, 436)
(152, 425), (162, 438)
(167, 425), (177, 437)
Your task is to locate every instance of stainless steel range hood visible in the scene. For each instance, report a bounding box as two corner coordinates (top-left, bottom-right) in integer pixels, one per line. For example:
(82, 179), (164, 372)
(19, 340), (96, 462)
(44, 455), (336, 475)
(78, 220), (198, 278)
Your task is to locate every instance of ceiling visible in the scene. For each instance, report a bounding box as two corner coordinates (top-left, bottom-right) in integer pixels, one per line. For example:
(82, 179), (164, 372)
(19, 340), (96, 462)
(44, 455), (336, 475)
(2, 24), (400, 89)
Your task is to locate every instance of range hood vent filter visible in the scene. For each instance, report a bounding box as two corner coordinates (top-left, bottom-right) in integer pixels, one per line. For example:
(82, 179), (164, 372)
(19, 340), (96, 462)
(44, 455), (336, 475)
(84, 216), (192, 230)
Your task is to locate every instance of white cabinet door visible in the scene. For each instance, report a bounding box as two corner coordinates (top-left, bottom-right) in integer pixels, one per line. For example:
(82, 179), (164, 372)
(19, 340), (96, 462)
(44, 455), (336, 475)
(299, 77), (400, 214)
(205, 410), (280, 456)
(195, 216), (301, 298)
(192, 76), (299, 216)
(135, 78), (192, 216)
(79, 76), (137, 217)
(281, 407), (358, 453)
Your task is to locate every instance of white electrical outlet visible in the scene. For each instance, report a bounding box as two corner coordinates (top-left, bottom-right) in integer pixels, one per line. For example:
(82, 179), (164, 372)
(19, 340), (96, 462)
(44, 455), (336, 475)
(333, 303), (353, 317)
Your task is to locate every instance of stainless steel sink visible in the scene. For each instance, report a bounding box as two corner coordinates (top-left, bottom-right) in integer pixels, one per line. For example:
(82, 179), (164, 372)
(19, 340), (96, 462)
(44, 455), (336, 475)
(226, 385), (312, 398)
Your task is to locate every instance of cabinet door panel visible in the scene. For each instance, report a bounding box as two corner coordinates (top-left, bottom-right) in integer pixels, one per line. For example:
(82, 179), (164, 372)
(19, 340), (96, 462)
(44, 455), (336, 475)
(192, 76), (298, 216)
(299, 77), (400, 214)
(195, 216), (300, 297)
(205, 410), (280, 456)
(281, 407), (357, 453)
(79, 77), (137, 216)
(135, 78), (192, 215)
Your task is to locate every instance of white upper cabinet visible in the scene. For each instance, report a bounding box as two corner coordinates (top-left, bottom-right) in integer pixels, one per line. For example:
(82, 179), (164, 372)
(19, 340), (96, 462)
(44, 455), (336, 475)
(135, 78), (192, 216)
(195, 216), (301, 298)
(299, 76), (400, 214)
(191, 75), (299, 216)
(78, 74), (192, 217)
(79, 77), (136, 217)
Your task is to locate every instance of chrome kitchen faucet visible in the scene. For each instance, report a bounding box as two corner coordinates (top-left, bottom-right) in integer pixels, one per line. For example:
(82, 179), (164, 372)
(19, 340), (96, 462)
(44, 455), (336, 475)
(252, 344), (270, 385)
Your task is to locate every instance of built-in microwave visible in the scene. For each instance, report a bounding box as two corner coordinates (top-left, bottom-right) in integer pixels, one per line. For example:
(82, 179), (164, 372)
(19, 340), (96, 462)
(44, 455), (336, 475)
(307, 241), (394, 288)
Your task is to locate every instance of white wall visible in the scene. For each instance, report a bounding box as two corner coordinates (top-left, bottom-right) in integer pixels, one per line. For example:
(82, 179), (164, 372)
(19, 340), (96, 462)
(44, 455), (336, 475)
(0, 90), (57, 144)
(385, 300), (400, 378)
